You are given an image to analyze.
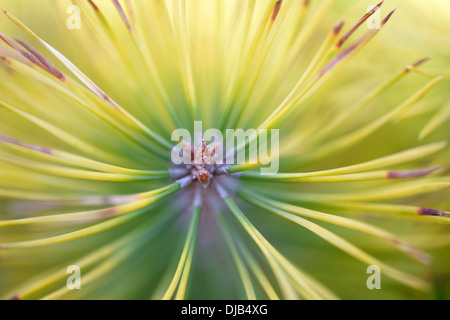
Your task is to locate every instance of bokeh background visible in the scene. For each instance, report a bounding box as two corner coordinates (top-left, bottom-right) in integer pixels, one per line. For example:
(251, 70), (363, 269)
(0, 0), (449, 299)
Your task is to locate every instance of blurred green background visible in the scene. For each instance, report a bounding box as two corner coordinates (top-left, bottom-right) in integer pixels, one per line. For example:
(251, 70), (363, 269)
(0, 0), (449, 300)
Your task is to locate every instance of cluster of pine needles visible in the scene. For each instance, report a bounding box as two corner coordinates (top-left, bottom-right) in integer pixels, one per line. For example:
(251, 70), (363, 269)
(0, 0), (449, 299)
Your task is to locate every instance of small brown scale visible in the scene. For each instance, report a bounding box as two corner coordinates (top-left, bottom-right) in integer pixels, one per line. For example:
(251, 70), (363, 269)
(182, 139), (225, 187)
